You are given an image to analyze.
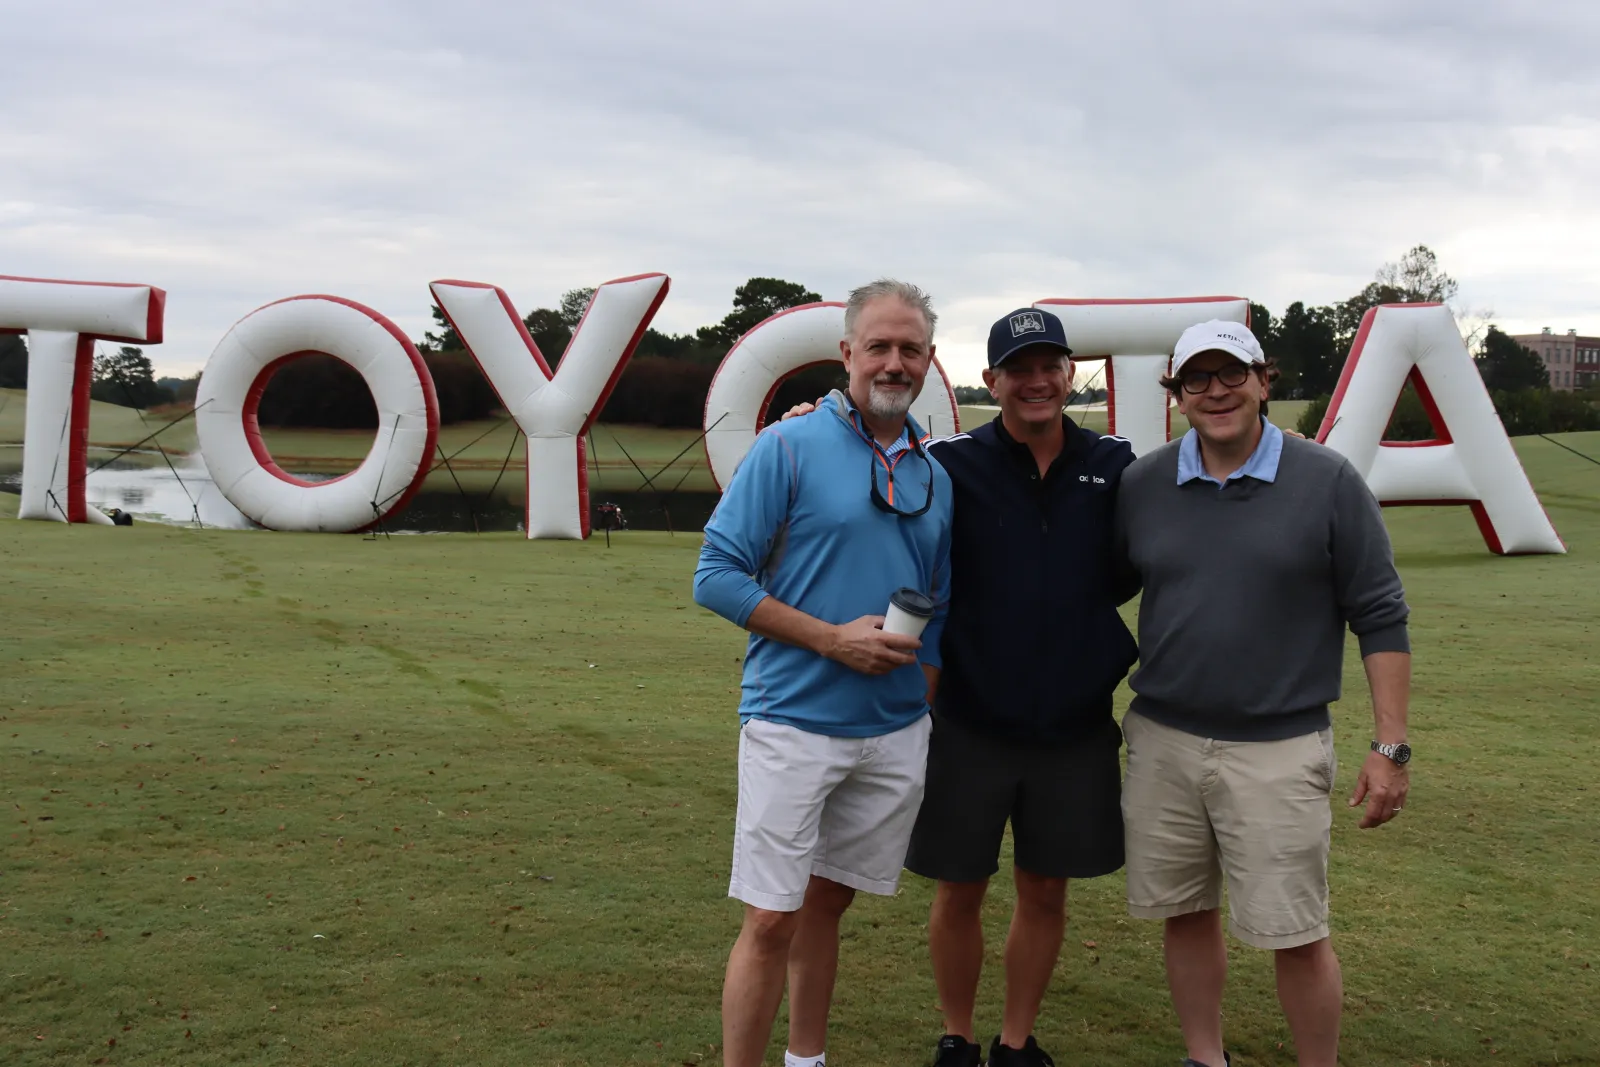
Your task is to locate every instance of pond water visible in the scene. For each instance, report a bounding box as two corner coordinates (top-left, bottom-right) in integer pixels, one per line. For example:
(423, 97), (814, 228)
(0, 447), (720, 534)
(0, 448), (253, 528)
(391, 486), (720, 534)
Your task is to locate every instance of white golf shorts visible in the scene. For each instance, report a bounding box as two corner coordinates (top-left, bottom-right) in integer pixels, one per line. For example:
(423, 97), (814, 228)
(729, 714), (932, 912)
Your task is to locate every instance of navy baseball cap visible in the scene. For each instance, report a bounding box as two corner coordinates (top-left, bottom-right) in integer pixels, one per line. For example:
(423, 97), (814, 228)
(988, 307), (1073, 368)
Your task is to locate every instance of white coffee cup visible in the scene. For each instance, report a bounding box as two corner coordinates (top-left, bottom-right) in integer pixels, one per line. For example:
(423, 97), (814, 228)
(883, 587), (935, 638)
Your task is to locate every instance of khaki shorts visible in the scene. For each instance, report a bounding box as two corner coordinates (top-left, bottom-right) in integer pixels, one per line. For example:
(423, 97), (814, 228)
(1121, 710), (1337, 950)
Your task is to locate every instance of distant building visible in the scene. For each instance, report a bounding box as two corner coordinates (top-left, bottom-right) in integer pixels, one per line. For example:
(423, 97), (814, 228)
(1509, 328), (1600, 391)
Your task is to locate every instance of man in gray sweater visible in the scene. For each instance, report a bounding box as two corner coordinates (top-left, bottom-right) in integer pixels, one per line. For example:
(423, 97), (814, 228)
(1114, 320), (1413, 1067)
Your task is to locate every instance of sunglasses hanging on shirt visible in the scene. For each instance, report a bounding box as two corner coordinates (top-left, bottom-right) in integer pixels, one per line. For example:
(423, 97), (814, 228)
(869, 441), (935, 519)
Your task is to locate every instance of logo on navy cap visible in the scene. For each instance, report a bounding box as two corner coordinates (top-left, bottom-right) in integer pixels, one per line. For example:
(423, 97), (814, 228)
(1009, 311), (1045, 338)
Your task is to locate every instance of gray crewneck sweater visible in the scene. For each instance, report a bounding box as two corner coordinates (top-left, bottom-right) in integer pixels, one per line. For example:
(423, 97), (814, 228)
(1114, 434), (1410, 741)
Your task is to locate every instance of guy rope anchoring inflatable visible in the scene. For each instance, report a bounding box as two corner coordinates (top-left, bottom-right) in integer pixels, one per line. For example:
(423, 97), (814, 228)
(194, 296), (439, 533)
(430, 273), (670, 539)
(0, 269), (1568, 555)
(1, 274), (166, 524)
(1316, 302), (1564, 555)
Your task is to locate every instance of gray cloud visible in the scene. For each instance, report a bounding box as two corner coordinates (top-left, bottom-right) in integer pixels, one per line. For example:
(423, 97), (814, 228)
(3, 0), (1597, 384)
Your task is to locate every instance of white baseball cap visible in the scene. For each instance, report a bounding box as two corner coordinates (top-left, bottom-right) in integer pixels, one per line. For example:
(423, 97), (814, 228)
(1172, 320), (1265, 375)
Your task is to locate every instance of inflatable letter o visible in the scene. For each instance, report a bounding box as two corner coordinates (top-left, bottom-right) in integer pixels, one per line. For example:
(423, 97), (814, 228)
(702, 302), (961, 488)
(195, 296), (440, 532)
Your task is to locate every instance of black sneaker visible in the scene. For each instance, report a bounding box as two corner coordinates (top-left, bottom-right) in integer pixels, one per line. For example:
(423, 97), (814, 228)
(986, 1034), (1055, 1067)
(932, 1034), (983, 1067)
(1181, 1053), (1232, 1067)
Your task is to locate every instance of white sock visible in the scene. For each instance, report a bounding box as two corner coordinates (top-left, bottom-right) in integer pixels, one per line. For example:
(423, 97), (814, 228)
(784, 1052), (825, 1067)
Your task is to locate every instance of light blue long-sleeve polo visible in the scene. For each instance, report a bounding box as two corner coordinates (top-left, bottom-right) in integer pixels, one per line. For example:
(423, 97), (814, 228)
(693, 391), (953, 738)
(1176, 417), (1284, 486)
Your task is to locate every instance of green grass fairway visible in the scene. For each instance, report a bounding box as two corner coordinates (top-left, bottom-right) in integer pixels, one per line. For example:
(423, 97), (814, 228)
(0, 389), (192, 455)
(3, 434), (1598, 1066)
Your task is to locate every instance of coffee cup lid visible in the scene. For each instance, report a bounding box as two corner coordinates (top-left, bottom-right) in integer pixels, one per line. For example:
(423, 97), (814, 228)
(889, 587), (935, 617)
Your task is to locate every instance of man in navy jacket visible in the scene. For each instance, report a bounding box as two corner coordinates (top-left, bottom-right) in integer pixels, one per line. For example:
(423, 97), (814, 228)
(909, 308), (1137, 1067)
(779, 306), (1136, 1067)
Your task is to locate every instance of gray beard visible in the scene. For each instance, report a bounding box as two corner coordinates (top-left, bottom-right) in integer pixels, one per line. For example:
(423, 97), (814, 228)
(867, 382), (916, 420)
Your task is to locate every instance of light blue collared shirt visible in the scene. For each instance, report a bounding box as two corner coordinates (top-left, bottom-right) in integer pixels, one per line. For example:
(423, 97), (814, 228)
(1177, 417), (1283, 487)
(693, 391), (952, 738)
(839, 391), (912, 458)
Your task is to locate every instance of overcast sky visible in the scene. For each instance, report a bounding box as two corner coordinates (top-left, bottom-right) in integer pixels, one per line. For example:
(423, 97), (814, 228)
(3, 0), (1597, 384)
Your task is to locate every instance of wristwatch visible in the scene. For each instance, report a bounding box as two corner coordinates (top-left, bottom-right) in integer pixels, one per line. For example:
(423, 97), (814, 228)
(1371, 740), (1412, 765)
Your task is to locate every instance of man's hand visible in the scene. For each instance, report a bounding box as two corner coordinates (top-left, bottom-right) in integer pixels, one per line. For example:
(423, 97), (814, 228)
(1348, 751), (1410, 829)
(779, 399), (823, 421)
(822, 615), (920, 675)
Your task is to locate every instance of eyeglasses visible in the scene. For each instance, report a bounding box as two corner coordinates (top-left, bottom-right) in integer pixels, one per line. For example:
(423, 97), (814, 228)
(1178, 362), (1253, 394)
(869, 441), (935, 519)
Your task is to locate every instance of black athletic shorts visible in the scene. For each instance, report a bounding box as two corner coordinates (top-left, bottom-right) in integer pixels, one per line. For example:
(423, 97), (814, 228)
(904, 712), (1125, 882)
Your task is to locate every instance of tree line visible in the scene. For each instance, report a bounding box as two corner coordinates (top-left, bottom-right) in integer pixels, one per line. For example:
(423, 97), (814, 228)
(1293, 323), (1598, 438)
(1, 336), (199, 411)
(1264, 245), (1597, 438)
(953, 384), (1108, 406)
(0, 333), (27, 390)
(1247, 245), (1503, 399)
(3, 249), (1594, 438)
(254, 277), (844, 429)
(0, 279), (844, 430)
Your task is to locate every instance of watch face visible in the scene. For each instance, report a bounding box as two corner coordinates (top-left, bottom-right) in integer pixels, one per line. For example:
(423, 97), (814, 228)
(1392, 742), (1412, 765)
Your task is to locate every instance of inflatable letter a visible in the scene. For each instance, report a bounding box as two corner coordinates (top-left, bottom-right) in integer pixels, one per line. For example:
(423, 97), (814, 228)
(430, 274), (669, 538)
(1317, 303), (1564, 555)
(0, 275), (166, 523)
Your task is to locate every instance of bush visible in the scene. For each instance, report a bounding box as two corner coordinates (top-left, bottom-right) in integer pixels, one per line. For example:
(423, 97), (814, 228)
(1296, 395), (1330, 438)
(1295, 387), (1599, 441)
(424, 351), (501, 424)
(156, 375), (200, 404)
(1385, 385), (1436, 441)
(764, 364), (849, 426)
(0, 333), (27, 388)
(252, 351), (504, 428)
(1544, 390), (1600, 432)
(1492, 388), (1600, 436)
(599, 357), (716, 428)
(595, 358), (849, 430)
(256, 354), (377, 428)
(1297, 385), (1434, 441)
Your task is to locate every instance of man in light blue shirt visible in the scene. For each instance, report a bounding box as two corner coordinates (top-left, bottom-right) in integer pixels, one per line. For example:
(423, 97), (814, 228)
(1175, 412), (1284, 487)
(694, 279), (953, 1067)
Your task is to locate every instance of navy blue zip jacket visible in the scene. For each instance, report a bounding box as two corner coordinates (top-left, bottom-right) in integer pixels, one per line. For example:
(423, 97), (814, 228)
(928, 415), (1139, 746)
